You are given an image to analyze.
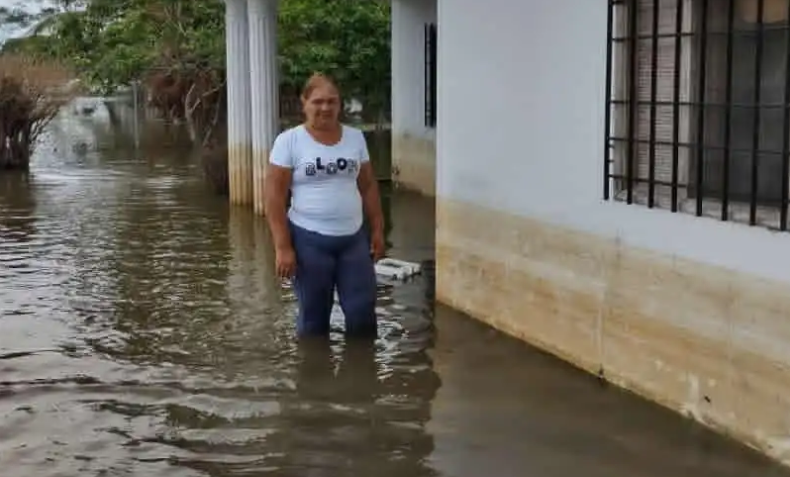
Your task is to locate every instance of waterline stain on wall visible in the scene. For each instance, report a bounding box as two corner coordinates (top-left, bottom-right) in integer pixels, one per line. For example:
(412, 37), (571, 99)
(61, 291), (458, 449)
(436, 197), (790, 465)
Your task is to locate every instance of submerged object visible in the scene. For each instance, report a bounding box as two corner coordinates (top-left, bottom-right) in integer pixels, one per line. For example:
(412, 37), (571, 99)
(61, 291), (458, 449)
(374, 258), (422, 281)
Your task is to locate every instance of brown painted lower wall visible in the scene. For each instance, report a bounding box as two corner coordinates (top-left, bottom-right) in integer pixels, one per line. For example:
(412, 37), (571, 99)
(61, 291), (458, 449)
(436, 197), (790, 466)
(392, 133), (436, 196)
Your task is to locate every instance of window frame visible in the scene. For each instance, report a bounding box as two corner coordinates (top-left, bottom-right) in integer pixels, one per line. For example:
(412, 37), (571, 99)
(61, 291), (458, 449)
(424, 21), (438, 129)
(604, 0), (790, 231)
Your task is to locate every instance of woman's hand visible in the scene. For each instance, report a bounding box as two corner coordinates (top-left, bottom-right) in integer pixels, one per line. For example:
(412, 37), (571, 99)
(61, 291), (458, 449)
(370, 229), (385, 262)
(275, 246), (297, 279)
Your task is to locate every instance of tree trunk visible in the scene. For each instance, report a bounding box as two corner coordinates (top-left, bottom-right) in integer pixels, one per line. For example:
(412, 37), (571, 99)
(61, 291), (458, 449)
(0, 134), (31, 171)
(184, 83), (199, 144)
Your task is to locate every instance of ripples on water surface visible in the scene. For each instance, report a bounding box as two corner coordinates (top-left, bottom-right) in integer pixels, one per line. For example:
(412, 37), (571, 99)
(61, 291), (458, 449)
(2, 107), (790, 477)
(0, 112), (439, 476)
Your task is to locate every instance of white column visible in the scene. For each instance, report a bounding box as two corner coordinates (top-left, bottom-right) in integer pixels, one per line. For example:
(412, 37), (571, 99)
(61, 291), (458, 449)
(225, 0), (253, 205)
(248, 0), (280, 215)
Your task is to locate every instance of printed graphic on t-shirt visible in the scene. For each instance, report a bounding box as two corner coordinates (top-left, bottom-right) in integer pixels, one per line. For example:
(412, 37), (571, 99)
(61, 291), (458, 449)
(303, 157), (359, 177)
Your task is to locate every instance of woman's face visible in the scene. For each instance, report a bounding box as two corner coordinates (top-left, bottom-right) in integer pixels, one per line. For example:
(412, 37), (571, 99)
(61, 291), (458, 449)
(303, 82), (341, 129)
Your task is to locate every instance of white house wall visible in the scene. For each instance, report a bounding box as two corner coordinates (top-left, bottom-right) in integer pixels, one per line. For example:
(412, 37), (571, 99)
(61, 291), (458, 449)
(436, 0), (790, 465)
(391, 0), (437, 194)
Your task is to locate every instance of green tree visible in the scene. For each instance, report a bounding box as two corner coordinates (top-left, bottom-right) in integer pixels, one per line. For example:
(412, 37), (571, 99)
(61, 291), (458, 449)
(16, 0), (391, 126)
(278, 0), (391, 121)
(30, 0), (225, 95)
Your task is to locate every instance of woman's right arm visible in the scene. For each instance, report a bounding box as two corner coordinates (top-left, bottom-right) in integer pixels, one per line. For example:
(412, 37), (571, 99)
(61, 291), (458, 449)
(265, 132), (295, 253)
(264, 164), (293, 252)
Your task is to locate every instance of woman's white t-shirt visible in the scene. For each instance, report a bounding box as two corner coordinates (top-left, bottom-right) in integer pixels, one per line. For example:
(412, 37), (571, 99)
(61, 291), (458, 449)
(269, 124), (370, 236)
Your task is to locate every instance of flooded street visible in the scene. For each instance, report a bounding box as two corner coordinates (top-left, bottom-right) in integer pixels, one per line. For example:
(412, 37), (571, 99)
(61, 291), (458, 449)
(2, 103), (790, 477)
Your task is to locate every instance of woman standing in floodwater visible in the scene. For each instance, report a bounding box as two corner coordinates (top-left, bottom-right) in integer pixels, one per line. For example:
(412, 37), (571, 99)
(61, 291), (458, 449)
(264, 73), (385, 338)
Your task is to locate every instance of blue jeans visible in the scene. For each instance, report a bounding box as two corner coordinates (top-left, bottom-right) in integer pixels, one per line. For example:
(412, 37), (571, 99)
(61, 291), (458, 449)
(289, 221), (378, 338)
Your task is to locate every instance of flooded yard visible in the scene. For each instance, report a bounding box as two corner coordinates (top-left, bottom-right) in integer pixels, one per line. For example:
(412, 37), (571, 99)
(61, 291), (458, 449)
(0, 102), (788, 476)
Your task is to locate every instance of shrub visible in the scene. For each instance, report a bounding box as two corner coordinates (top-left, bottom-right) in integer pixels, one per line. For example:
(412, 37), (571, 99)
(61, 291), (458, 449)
(0, 55), (76, 170)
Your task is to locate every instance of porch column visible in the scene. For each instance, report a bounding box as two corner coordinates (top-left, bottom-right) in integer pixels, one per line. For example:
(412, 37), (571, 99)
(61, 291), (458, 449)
(248, 0), (279, 215)
(225, 0), (253, 205)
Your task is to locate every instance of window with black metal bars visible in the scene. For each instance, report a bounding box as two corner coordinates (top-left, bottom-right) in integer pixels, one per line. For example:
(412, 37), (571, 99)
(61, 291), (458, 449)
(604, 0), (790, 231)
(425, 22), (438, 128)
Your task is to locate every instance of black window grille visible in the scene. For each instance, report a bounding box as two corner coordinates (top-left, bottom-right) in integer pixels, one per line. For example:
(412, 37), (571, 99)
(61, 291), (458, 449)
(604, 0), (790, 231)
(425, 22), (438, 128)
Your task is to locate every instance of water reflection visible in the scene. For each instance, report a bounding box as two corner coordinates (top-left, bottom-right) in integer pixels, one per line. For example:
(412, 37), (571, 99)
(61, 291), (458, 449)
(164, 337), (441, 476)
(0, 172), (37, 244)
(274, 338), (439, 477)
(221, 205), (296, 365)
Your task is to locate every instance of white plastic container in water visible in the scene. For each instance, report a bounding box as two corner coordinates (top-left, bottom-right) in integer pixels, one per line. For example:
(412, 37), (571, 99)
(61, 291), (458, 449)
(328, 257), (422, 300)
(374, 258), (422, 281)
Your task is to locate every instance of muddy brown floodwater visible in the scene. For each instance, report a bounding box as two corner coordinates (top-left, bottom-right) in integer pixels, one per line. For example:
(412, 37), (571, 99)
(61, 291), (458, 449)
(2, 105), (790, 477)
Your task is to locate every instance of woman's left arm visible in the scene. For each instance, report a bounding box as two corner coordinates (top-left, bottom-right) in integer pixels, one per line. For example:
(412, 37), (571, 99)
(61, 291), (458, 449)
(357, 161), (385, 260)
